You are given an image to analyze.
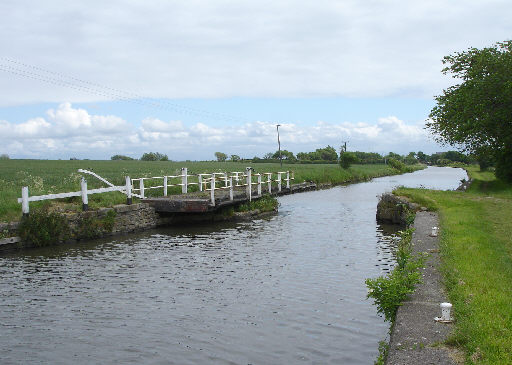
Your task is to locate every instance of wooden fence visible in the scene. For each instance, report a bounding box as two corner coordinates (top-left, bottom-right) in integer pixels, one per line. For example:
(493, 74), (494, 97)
(18, 168), (294, 215)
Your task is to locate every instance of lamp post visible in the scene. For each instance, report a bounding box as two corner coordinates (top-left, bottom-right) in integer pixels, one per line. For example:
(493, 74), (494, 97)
(276, 124), (282, 167)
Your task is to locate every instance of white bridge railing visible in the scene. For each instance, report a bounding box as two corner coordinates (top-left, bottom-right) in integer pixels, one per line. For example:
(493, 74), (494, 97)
(18, 167), (294, 215)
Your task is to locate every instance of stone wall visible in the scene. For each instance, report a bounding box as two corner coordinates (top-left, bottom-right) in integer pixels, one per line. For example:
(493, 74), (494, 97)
(65, 203), (159, 238)
(111, 203), (159, 233)
(0, 203), (158, 249)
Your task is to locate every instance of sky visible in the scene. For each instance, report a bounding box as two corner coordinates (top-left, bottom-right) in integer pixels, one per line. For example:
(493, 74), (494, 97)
(0, 0), (510, 160)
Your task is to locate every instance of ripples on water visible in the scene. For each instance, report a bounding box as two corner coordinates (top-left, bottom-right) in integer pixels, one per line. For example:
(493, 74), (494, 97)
(0, 167), (466, 364)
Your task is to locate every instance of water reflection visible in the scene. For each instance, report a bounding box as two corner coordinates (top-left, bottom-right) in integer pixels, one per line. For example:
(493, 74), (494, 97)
(0, 167), (466, 364)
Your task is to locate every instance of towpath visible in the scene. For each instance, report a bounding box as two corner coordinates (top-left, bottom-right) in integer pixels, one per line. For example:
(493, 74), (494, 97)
(386, 211), (460, 364)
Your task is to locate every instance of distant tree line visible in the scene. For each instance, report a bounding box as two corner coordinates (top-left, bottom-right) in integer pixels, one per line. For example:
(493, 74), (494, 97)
(109, 148), (474, 166)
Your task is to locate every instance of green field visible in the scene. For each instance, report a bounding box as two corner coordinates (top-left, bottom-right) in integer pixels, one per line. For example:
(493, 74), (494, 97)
(396, 167), (512, 364)
(0, 159), (415, 223)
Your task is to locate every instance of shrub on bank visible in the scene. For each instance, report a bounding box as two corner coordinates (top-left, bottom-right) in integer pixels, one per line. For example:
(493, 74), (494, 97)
(339, 152), (358, 169)
(236, 194), (278, 213)
(18, 205), (70, 247)
(365, 228), (426, 322)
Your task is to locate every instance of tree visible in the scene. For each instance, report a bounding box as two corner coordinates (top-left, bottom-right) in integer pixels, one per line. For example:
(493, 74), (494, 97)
(339, 152), (358, 169)
(316, 146), (338, 161)
(296, 152), (310, 161)
(140, 152), (168, 161)
(230, 154), (241, 162)
(272, 150), (295, 161)
(0, 154), (9, 160)
(427, 40), (512, 181)
(263, 152), (274, 160)
(353, 152), (383, 164)
(416, 151), (429, 163)
(404, 152), (417, 165)
(386, 152), (403, 161)
(111, 155), (134, 160)
(214, 152), (227, 162)
(443, 151), (469, 163)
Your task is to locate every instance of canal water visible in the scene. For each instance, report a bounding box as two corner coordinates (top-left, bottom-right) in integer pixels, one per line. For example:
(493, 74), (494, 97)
(0, 167), (467, 364)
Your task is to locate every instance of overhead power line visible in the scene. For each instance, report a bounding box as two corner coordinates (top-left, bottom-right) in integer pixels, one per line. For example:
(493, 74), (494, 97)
(0, 57), (252, 123)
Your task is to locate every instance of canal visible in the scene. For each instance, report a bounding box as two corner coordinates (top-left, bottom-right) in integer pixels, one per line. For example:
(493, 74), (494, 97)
(0, 167), (467, 364)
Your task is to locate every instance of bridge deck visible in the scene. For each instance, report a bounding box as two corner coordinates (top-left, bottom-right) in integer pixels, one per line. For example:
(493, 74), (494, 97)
(142, 182), (316, 213)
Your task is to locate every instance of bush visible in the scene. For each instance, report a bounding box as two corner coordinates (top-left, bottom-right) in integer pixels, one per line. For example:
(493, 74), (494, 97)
(75, 210), (117, 239)
(339, 152), (358, 169)
(387, 158), (406, 172)
(0, 154), (10, 160)
(19, 205), (70, 247)
(365, 228), (426, 322)
(236, 194), (278, 213)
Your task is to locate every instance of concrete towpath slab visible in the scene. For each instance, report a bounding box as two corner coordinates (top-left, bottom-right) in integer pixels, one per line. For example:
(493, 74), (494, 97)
(386, 211), (459, 365)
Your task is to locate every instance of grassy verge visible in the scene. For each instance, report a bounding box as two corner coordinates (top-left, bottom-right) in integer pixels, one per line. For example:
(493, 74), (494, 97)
(0, 159), (423, 222)
(395, 166), (512, 364)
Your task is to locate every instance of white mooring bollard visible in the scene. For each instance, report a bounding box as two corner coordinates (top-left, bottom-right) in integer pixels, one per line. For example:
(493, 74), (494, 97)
(431, 226), (439, 237)
(435, 302), (453, 323)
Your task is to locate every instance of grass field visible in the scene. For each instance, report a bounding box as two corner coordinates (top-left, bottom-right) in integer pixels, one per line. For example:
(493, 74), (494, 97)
(396, 166), (512, 364)
(0, 159), (416, 222)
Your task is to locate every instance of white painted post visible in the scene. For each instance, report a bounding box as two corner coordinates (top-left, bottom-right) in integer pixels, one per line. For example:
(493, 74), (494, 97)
(21, 186), (29, 216)
(246, 167), (252, 201)
(140, 179), (145, 199)
(234, 172), (239, 186)
(81, 177), (89, 211)
(198, 174), (203, 192)
(210, 173), (215, 206)
(286, 171), (290, 189)
(267, 173), (272, 194)
(163, 176), (168, 196)
(224, 172), (228, 188)
(125, 176), (132, 205)
(229, 176), (234, 201)
(182, 167), (188, 194)
(257, 174), (262, 196)
(277, 172), (282, 192)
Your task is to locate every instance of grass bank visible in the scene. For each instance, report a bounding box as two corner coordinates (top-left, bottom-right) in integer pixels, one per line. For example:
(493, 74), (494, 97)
(396, 166), (512, 364)
(0, 159), (422, 222)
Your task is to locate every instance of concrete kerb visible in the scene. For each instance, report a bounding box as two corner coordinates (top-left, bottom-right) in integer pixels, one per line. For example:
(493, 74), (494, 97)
(386, 211), (458, 365)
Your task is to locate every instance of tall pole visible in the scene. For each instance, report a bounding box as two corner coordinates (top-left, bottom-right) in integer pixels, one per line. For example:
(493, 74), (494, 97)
(341, 141), (348, 153)
(276, 124), (282, 167)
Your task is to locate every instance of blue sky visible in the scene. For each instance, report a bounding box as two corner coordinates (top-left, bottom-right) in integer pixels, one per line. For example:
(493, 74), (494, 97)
(0, 1), (510, 160)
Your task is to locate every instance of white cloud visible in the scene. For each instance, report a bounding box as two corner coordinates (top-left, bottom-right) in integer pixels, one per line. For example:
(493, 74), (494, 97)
(0, 103), (439, 159)
(141, 118), (184, 132)
(0, 117), (52, 139)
